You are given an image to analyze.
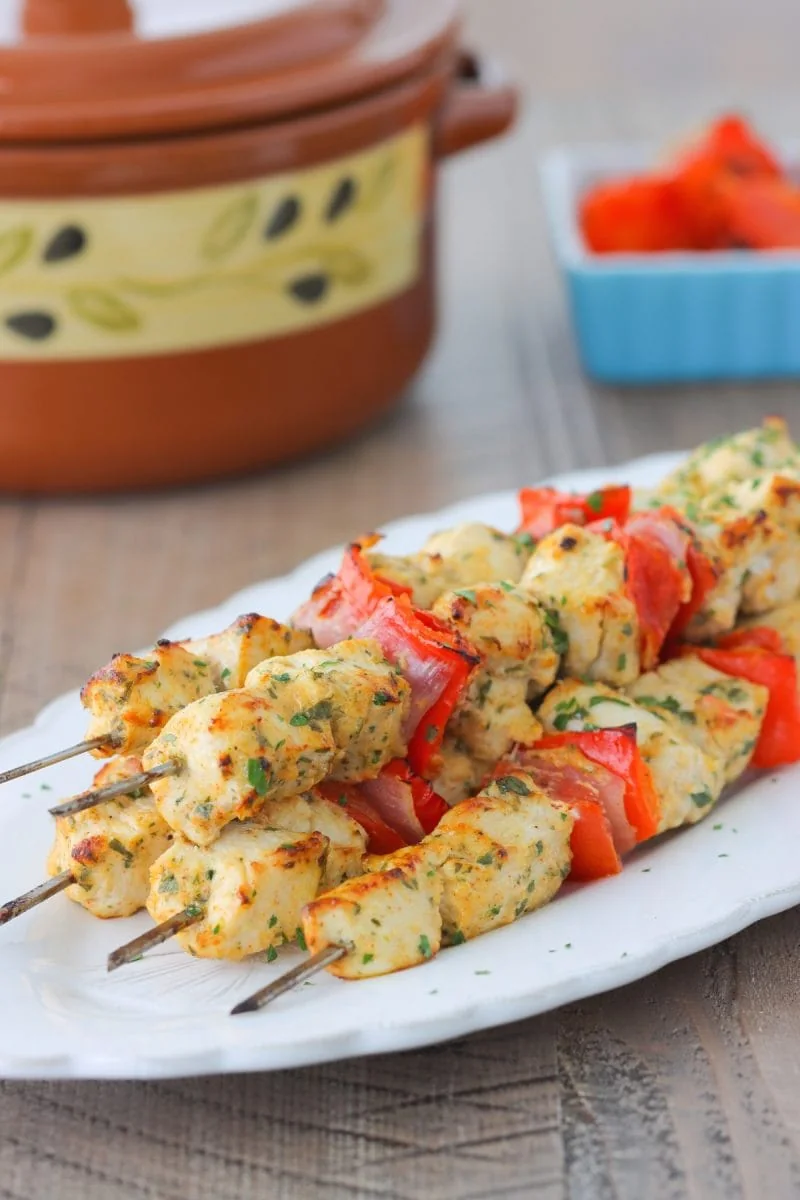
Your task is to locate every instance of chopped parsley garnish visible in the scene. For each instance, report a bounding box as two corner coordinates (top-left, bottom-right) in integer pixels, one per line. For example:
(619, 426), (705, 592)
(291, 700), (333, 725)
(494, 774), (531, 796)
(424, 724), (438, 743)
(477, 852), (494, 866)
(266, 945), (278, 963)
(418, 934), (432, 959)
(451, 930), (466, 945)
(194, 802), (214, 820)
(108, 838), (133, 867)
(295, 927), (307, 951)
(362, 953), (374, 965)
(247, 758), (269, 796)
(690, 788), (713, 808)
(157, 873), (178, 894)
(617, 653), (627, 671)
(544, 608), (569, 656)
(373, 691), (391, 706)
(454, 588), (477, 604)
(585, 490), (604, 513)
(220, 667), (232, 682)
(636, 694), (696, 724)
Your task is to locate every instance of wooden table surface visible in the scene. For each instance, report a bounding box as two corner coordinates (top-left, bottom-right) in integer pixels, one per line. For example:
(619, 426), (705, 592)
(2, 3), (800, 1197)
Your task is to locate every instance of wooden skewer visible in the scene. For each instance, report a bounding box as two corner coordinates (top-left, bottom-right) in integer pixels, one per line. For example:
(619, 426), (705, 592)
(107, 905), (204, 972)
(230, 945), (346, 1015)
(48, 760), (179, 818)
(0, 870), (74, 925)
(0, 736), (109, 787)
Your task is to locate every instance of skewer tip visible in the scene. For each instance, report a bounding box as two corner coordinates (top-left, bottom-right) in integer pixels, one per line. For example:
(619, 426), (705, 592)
(107, 904), (203, 972)
(230, 944), (345, 1015)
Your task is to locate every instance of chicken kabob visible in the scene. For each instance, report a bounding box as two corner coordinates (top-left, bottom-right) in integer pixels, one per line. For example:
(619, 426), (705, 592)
(232, 643), (771, 1013)
(0, 522), (530, 794)
(105, 491), (770, 979)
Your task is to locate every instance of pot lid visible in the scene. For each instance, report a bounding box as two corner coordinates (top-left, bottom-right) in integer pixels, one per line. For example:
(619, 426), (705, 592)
(0, 0), (459, 142)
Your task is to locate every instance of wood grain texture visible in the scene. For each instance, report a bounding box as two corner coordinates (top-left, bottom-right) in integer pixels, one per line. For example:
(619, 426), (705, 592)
(2, 2), (800, 1197)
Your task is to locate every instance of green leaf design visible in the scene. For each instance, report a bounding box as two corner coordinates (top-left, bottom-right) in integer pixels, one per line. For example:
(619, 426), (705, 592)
(360, 156), (396, 212)
(67, 288), (141, 332)
(316, 245), (371, 285)
(0, 226), (34, 277)
(201, 193), (258, 262)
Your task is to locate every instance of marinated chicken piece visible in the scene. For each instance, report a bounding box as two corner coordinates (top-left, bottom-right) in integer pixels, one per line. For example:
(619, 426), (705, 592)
(82, 643), (218, 757)
(628, 658), (766, 784)
(253, 791), (367, 888)
(425, 773), (572, 942)
(46, 756), (172, 918)
(431, 583), (555, 763)
(143, 689), (336, 845)
(301, 771), (572, 980)
(302, 843), (446, 979)
(537, 680), (725, 832)
(367, 523), (529, 609)
(81, 614), (310, 757)
(652, 418), (799, 505)
(521, 525), (640, 685)
(148, 824), (328, 960)
(433, 736), (485, 806)
(245, 640), (410, 781)
(185, 614), (312, 690)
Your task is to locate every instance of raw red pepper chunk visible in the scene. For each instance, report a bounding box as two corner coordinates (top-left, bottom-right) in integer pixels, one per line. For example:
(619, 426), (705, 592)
(568, 799), (623, 882)
(518, 485), (631, 540)
(580, 176), (690, 253)
(691, 646), (800, 769)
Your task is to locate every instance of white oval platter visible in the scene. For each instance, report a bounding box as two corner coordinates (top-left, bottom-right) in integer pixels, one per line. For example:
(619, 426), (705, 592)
(1, 450), (799, 1081)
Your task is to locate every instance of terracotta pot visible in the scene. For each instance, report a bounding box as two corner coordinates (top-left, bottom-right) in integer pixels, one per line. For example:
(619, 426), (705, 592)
(0, 0), (516, 493)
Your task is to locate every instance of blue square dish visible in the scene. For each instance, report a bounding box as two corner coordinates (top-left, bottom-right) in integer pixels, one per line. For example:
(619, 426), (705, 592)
(540, 143), (800, 384)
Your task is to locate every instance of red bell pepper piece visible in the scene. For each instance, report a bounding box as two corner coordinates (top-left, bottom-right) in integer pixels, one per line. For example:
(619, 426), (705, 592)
(315, 781), (408, 855)
(518, 485), (631, 540)
(356, 597), (480, 777)
(718, 177), (800, 249)
(292, 535), (412, 647)
(591, 518), (688, 669)
(491, 746), (625, 878)
(536, 726), (661, 842)
(691, 646), (800, 768)
(568, 798), (623, 881)
(717, 625), (784, 654)
(670, 114), (781, 248)
(579, 175), (690, 253)
(360, 759), (449, 843)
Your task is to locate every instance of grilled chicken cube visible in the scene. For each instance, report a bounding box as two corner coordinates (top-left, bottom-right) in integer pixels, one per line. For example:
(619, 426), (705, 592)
(521, 525), (640, 685)
(186, 614), (312, 690)
(426, 774), (573, 942)
(143, 690), (336, 845)
(82, 643), (218, 757)
(653, 418), (799, 504)
(368, 523), (529, 609)
(253, 791), (367, 889)
(538, 680), (724, 832)
(245, 639), (410, 780)
(432, 583), (556, 764)
(46, 756), (172, 919)
(628, 658), (766, 784)
(301, 843), (446, 979)
(433, 737), (486, 806)
(148, 825), (328, 960)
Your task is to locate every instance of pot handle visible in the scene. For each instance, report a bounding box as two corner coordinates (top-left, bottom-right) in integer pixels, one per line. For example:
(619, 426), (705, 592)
(434, 50), (517, 159)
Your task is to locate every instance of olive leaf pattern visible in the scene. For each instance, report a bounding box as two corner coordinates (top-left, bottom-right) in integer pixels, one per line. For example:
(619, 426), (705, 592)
(201, 192), (258, 261)
(0, 226), (34, 278)
(0, 144), (405, 344)
(67, 288), (140, 332)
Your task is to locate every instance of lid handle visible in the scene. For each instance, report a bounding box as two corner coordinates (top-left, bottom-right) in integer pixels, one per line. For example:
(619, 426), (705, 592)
(23, 0), (134, 36)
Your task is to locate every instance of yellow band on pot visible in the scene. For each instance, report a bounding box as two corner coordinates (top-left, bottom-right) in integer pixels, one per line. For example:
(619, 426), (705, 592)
(0, 125), (427, 360)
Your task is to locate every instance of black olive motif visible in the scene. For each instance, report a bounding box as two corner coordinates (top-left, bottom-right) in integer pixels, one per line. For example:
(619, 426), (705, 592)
(5, 311), (57, 340)
(324, 177), (357, 223)
(264, 196), (301, 240)
(287, 274), (330, 305)
(43, 225), (87, 263)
